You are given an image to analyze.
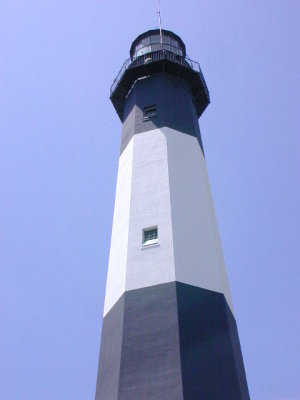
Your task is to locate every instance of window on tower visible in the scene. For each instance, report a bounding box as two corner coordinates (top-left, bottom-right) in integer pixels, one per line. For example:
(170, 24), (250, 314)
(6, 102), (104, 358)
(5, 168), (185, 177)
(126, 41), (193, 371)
(143, 227), (158, 246)
(143, 105), (157, 121)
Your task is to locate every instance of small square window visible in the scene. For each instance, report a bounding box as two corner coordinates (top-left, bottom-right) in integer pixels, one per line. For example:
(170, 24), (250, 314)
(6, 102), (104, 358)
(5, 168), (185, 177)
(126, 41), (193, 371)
(143, 227), (158, 246)
(143, 105), (157, 121)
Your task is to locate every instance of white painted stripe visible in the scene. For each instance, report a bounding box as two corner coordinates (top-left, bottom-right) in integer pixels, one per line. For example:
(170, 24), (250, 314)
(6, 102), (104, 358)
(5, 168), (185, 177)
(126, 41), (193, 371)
(103, 139), (133, 317)
(164, 127), (234, 313)
(104, 127), (234, 316)
(125, 129), (176, 292)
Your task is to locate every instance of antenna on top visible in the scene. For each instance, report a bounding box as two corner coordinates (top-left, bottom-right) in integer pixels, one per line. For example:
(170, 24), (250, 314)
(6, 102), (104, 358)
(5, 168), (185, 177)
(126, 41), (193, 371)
(157, 0), (163, 46)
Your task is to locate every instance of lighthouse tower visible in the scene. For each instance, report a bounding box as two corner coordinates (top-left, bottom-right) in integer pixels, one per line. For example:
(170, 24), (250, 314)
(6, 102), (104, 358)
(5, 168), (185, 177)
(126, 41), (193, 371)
(95, 29), (250, 400)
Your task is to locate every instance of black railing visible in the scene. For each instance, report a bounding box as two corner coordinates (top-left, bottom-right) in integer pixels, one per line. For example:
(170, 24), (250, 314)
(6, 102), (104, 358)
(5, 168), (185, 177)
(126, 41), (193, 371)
(110, 50), (208, 98)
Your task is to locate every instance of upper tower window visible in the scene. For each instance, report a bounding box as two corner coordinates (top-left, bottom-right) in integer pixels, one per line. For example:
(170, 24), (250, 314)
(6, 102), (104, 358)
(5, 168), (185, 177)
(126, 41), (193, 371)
(143, 105), (157, 121)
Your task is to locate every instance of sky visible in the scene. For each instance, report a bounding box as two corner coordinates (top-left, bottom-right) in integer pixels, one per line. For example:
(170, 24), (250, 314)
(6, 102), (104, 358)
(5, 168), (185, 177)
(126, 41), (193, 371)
(1, 1), (299, 399)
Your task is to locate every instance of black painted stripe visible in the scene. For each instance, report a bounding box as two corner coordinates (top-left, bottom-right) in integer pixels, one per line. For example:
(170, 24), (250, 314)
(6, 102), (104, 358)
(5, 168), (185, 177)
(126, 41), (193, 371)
(120, 73), (204, 156)
(95, 282), (249, 399)
(176, 282), (250, 400)
(95, 295), (125, 400)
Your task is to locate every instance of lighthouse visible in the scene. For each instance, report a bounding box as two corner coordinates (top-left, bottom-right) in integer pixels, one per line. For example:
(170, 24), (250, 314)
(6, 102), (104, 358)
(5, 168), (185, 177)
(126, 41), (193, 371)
(95, 29), (250, 399)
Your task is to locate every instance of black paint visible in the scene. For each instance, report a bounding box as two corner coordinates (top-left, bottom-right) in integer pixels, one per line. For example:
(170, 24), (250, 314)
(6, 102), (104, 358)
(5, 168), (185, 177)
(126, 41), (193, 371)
(95, 295), (125, 400)
(120, 73), (204, 155)
(95, 282), (250, 399)
(176, 282), (250, 400)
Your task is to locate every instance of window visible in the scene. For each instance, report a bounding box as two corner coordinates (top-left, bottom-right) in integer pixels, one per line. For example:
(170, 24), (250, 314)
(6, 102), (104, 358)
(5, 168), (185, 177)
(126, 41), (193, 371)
(143, 105), (157, 121)
(139, 46), (151, 56)
(170, 38), (178, 47)
(143, 227), (158, 246)
(162, 36), (170, 45)
(150, 34), (160, 44)
(151, 43), (161, 52)
(142, 37), (151, 46)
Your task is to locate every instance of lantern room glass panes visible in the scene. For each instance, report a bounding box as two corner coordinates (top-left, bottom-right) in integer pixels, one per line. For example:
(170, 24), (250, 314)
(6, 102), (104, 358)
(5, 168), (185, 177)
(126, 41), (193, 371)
(142, 37), (151, 46)
(162, 36), (170, 45)
(151, 43), (161, 52)
(151, 34), (160, 43)
(132, 33), (184, 59)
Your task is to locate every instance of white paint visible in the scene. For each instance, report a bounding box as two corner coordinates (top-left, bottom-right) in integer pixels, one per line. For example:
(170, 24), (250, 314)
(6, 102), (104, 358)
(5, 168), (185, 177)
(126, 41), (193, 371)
(103, 139), (133, 317)
(125, 129), (176, 292)
(104, 127), (234, 316)
(164, 128), (234, 313)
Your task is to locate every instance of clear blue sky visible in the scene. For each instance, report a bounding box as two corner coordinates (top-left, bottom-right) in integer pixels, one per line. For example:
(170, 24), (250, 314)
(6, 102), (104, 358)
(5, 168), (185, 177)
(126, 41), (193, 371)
(1, 1), (299, 399)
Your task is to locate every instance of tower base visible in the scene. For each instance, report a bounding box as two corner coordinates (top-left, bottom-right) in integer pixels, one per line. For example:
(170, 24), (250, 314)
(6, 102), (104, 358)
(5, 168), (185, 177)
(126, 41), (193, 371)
(96, 282), (250, 400)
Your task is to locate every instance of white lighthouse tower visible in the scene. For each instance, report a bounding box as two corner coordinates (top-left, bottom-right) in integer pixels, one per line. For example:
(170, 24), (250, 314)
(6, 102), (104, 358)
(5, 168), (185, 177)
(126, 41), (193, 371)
(95, 29), (250, 399)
